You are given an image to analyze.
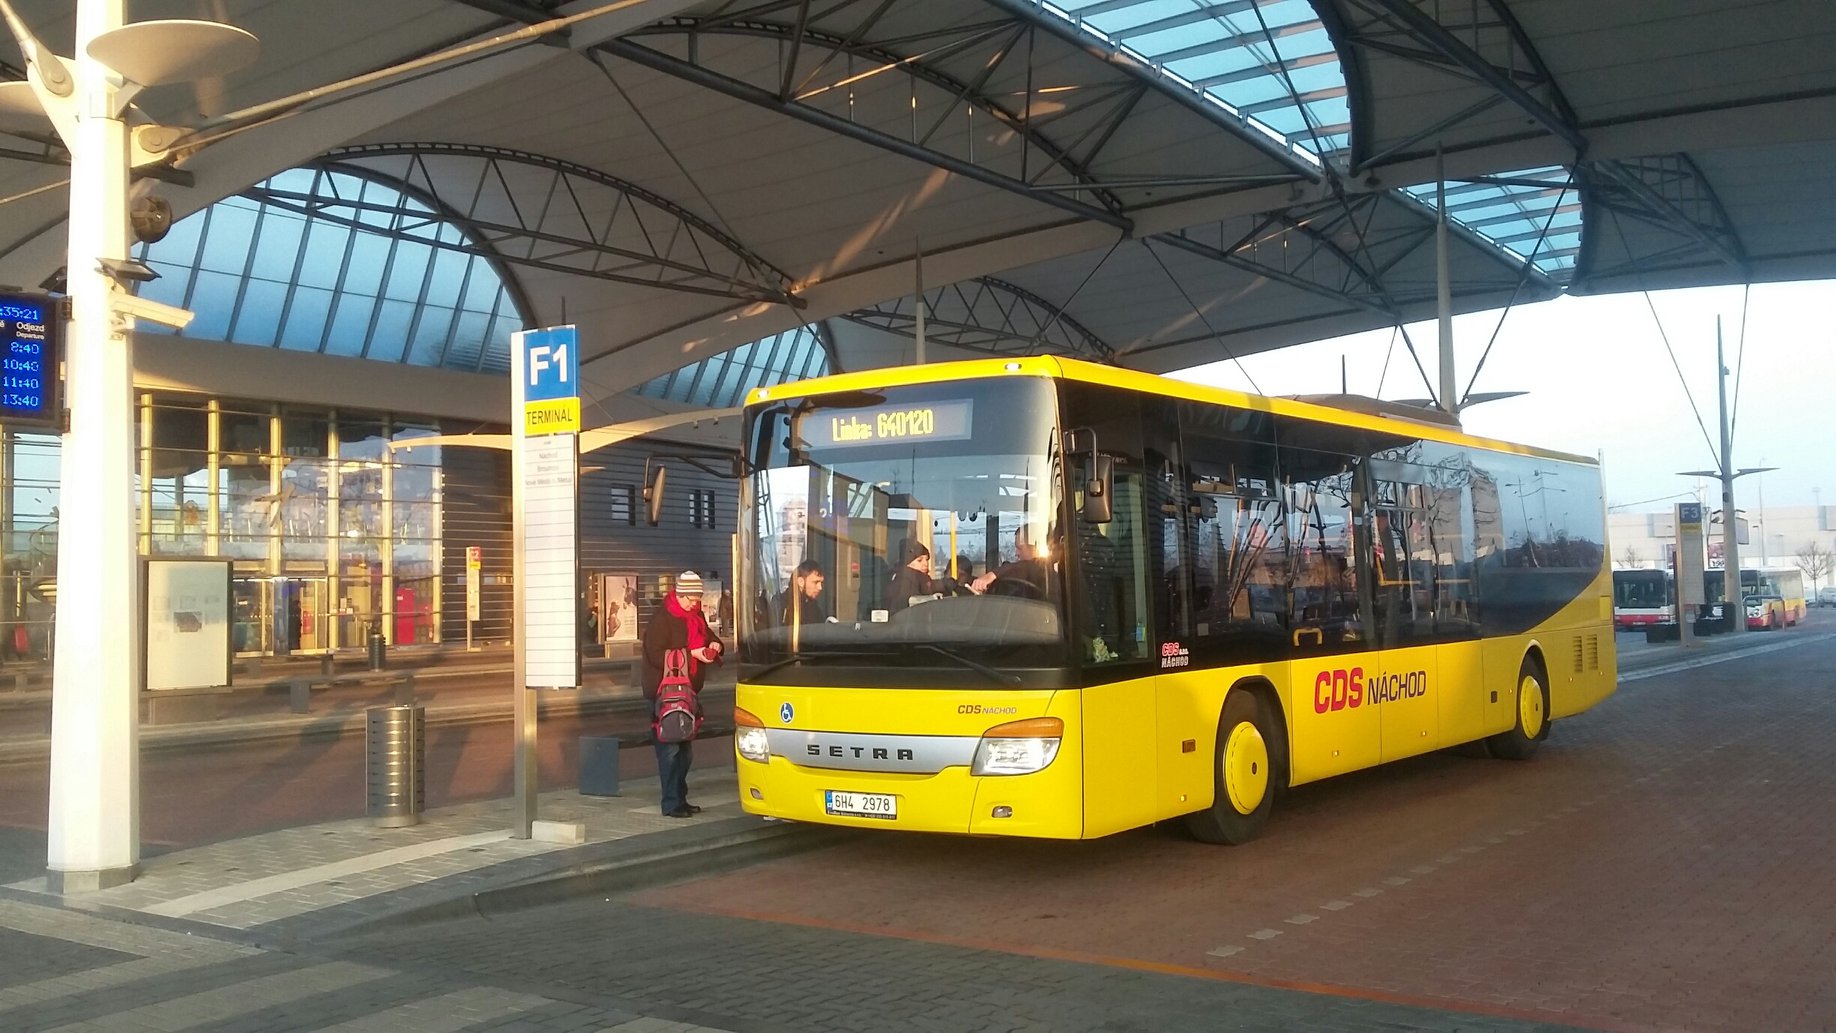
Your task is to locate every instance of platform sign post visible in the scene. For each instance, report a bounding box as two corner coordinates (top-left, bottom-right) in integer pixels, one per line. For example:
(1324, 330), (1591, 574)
(465, 546), (482, 650)
(1676, 502), (1705, 648)
(511, 325), (582, 838)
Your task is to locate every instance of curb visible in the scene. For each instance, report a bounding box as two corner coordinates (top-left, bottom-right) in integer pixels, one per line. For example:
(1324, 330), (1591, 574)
(318, 816), (842, 942)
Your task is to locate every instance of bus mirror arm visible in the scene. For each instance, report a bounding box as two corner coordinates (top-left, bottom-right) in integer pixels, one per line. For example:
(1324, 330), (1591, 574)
(1062, 427), (1112, 524)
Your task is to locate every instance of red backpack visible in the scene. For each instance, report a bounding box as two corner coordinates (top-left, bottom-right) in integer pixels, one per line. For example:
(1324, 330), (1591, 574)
(652, 648), (702, 744)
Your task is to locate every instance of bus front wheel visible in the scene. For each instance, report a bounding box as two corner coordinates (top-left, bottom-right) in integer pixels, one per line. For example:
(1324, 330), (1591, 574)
(1186, 691), (1276, 845)
(1487, 657), (1549, 760)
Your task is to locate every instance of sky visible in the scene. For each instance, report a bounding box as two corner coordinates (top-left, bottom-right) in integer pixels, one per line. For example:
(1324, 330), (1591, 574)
(1173, 280), (1836, 516)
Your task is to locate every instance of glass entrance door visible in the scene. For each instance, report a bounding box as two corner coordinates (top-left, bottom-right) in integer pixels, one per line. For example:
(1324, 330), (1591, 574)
(232, 576), (332, 655)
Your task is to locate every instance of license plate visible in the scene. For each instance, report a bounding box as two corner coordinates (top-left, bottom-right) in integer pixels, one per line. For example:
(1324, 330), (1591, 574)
(825, 790), (897, 820)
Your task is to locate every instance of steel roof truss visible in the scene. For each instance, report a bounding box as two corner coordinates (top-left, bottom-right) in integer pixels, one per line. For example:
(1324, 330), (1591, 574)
(320, 144), (798, 305)
(842, 275), (1113, 359)
(1337, 0), (1584, 161)
(600, 17), (1134, 230)
(1582, 156), (1748, 276)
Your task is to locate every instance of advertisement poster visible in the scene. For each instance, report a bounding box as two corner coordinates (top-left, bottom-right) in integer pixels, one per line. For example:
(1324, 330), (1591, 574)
(600, 573), (639, 644)
(144, 558), (233, 691)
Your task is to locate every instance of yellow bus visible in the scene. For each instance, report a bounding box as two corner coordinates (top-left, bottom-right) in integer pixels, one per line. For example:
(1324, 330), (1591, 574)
(732, 357), (1616, 843)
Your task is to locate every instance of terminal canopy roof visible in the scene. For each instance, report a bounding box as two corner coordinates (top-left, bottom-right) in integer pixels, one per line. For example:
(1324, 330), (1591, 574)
(2, 0), (1833, 407)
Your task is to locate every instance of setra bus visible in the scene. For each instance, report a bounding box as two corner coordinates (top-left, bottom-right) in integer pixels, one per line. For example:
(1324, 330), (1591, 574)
(1612, 568), (1674, 631)
(733, 357), (1616, 844)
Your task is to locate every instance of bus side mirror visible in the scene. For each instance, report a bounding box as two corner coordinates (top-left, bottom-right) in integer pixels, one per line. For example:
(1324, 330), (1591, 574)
(643, 462), (668, 526)
(1083, 454), (1113, 524)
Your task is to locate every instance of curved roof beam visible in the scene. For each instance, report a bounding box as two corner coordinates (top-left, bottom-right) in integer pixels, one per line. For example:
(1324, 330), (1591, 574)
(601, 12), (1144, 231)
(1330, 0), (1584, 171)
(1576, 155), (1750, 284)
(839, 276), (1116, 360)
(291, 159), (537, 350)
(987, 0), (1330, 177)
(320, 143), (800, 306)
(1156, 185), (1555, 324)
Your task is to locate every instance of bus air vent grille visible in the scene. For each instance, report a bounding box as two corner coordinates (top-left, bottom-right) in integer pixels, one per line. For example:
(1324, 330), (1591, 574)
(1585, 634), (1600, 671)
(1571, 637), (1585, 674)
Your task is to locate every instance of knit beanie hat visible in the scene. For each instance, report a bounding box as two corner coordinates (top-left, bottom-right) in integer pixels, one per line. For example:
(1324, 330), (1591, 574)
(675, 571), (703, 596)
(898, 539), (930, 565)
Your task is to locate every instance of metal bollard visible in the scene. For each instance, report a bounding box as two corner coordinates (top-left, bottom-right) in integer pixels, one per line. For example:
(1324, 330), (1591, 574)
(367, 625), (387, 671)
(366, 704), (424, 827)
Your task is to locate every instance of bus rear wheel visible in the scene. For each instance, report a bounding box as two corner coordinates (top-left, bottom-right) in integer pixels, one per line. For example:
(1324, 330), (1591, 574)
(1487, 656), (1548, 760)
(1186, 691), (1276, 845)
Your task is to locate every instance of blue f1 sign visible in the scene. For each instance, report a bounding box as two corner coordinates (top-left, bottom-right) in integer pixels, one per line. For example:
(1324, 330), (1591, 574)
(515, 325), (581, 435)
(521, 326), (578, 402)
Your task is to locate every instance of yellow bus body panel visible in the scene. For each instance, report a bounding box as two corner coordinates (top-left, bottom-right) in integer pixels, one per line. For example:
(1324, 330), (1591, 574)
(735, 685), (1086, 839)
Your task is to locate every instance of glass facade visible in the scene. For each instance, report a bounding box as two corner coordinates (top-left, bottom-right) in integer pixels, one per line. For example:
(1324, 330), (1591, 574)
(0, 397), (446, 660)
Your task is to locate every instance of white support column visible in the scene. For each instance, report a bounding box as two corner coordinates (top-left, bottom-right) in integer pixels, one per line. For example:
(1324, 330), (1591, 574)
(205, 400), (220, 555)
(381, 419), (395, 646)
(326, 412), (341, 652)
(47, 0), (140, 893)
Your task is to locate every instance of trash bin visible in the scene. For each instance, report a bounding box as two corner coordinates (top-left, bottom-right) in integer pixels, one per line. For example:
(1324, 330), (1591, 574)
(367, 624), (387, 671)
(579, 735), (621, 796)
(366, 704), (424, 827)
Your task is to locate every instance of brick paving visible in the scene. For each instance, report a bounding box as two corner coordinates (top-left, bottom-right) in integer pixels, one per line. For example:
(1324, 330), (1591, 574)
(0, 621), (1824, 1031)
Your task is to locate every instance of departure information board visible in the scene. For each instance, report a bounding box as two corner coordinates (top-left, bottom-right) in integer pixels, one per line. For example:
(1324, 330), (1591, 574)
(0, 290), (58, 428)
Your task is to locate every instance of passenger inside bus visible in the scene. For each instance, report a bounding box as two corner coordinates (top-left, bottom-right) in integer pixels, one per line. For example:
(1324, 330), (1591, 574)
(972, 526), (1053, 598)
(774, 560), (832, 626)
(885, 539), (979, 614)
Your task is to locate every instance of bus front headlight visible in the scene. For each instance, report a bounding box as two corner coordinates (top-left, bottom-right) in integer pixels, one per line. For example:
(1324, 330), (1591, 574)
(972, 717), (1063, 776)
(734, 707), (771, 763)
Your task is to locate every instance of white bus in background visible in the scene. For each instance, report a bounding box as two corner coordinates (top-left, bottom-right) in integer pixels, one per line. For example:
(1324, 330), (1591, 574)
(1612, 568), (1673, 631)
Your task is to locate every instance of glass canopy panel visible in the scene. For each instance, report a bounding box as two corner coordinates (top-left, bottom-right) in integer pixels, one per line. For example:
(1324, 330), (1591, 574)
(635, 327), (829, 410)
(1401, 166), (1581, 280)
(134, 167), (526, 371)
(1038, 0), (1347, 163)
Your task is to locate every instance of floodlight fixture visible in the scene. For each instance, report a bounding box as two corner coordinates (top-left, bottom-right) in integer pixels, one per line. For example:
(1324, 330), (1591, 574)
(95, 256), (158, 284)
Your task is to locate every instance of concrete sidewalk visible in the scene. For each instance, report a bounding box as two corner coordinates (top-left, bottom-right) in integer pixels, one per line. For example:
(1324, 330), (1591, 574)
(0, 761), (794, 1033)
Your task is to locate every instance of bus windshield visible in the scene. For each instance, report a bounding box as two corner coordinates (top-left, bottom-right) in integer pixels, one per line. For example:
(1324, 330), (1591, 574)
(740, 377), (1069, 680)
(1613, 570), (1669, 608)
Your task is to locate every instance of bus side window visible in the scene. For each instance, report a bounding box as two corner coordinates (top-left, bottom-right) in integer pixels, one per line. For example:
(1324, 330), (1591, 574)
(1064, 384), (1151, 664)
(1282, 449), (1366, 652)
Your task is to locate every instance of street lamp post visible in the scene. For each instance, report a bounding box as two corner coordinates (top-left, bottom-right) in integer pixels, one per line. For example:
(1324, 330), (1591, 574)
(1678, 321), (1775, 636)
(1, 0), (254, 891)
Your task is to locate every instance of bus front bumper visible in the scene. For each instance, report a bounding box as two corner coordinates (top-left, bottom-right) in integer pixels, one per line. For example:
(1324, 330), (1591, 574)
(735, 754), (1084, 839)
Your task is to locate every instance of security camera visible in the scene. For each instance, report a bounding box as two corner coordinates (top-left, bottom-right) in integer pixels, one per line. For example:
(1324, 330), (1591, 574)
(109, 292), (195, 330)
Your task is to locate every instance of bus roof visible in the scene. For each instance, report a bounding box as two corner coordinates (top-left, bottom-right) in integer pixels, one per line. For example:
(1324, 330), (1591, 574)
(745, 356), (1597, 466)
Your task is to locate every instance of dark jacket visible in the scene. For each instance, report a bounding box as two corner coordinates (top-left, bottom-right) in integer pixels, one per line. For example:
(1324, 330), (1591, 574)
(775, 589), (828, 627)
(640, 597), (722, 698)
(886, 566), (964, 614)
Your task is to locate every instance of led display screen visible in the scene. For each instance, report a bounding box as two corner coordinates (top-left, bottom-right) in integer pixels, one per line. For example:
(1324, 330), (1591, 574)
(0, 291), (57, 428)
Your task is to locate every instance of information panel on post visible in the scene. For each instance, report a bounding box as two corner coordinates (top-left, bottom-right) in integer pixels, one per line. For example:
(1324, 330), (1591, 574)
(0, 289), (60, 430)
(512, 325), (581, 689)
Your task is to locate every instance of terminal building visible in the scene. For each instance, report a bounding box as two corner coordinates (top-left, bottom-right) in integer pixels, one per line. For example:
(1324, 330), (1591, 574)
(3, 165), (827, 665)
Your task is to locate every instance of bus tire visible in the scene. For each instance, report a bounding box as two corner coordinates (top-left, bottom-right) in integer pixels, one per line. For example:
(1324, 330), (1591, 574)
(1186, 691), (1277, 845)
(1487, 655), (1549, 761)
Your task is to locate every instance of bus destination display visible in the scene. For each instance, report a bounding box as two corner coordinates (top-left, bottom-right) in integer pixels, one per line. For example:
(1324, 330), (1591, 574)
(800, 399), (973, 449)
(0, 291), (56, 427)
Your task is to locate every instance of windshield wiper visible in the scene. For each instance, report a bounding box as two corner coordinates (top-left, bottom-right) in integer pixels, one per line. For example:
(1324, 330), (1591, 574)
(744, 650), (879, 681)
(911, 644), (1023, 687)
